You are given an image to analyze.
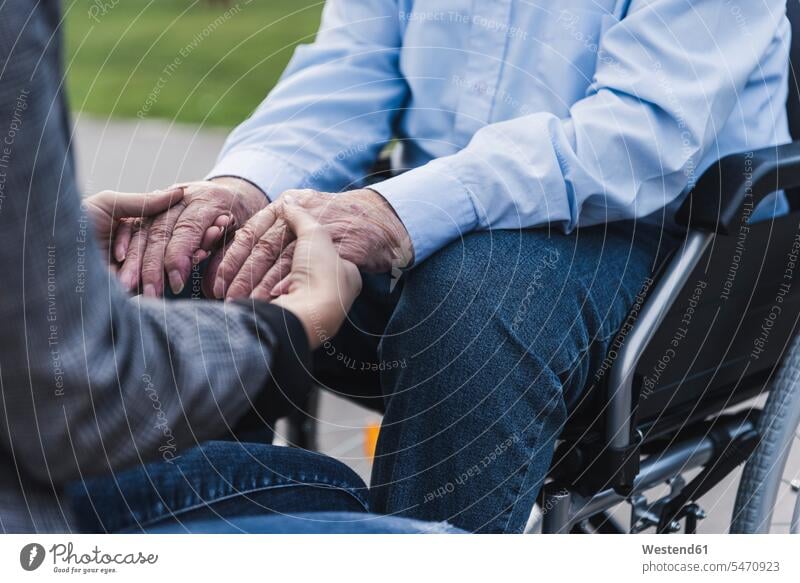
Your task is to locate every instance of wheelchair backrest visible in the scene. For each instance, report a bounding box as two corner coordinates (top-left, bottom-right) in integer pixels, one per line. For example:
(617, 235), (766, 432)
(633, 214), (800, 436)
(627, 3), (800, 437)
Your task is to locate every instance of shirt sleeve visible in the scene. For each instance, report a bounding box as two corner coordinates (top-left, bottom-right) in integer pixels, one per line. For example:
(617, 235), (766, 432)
(374, 0), (789, 263)
(207, 0), (408, 200)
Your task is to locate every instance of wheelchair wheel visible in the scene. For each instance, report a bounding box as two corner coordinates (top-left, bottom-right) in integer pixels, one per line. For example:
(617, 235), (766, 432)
(731, 332), (800, 533)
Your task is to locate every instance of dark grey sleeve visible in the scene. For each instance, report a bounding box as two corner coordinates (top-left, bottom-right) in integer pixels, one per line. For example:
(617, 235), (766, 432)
(0, 0), (310, 485)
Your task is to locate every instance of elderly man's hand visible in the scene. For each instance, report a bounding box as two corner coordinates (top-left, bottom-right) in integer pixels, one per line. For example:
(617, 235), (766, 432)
(206, 188), (412, 301)
(82, 187), (184, 267)
(108, 177), (267, 296)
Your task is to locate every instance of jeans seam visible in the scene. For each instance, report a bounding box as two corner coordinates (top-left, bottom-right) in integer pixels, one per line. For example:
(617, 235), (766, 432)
(552, 327), (618, 380)
(121, 480), (369, 532)
(501, 385), (562, 533)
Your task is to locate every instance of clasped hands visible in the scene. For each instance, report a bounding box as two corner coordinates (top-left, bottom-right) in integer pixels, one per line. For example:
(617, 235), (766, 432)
(83, 178), (413, 346)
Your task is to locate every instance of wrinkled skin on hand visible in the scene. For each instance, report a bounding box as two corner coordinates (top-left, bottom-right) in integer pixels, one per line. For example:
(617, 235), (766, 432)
(204, 188), (413, 301)
(109, 177), (267, 296)
(82, 187), (184, 271)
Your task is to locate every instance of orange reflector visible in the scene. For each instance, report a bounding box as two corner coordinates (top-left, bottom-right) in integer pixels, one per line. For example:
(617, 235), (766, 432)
(364, 422), (381, 459)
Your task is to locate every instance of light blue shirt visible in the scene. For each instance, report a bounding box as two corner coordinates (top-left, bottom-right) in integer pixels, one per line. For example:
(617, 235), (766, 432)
(210, 0), (791, 264)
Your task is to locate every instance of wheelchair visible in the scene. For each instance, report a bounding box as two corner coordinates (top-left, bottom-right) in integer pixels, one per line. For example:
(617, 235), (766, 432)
(532, 2), (800, 535)
(289, 4), (800, 534)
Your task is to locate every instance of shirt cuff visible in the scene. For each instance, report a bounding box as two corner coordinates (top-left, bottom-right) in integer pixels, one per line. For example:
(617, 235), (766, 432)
(207, 149), (311, 203)
(372, 164), (479, 264)
(231, 300), (312, 427)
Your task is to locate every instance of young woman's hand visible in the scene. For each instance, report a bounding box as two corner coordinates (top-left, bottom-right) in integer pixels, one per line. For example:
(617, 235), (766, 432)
(270, 196), (362, 349)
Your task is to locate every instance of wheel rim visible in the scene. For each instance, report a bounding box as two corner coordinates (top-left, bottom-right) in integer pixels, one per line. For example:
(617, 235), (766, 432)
(768, 429), (800, 533)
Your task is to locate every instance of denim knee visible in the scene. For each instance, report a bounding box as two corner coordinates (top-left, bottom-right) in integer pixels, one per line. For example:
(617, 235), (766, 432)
(67, 442), (369, 533)
(372, 231), (577, 530)
(371, 226), (658, 530)
(380, 227), (652, 404)
(380, 230), (596, 396)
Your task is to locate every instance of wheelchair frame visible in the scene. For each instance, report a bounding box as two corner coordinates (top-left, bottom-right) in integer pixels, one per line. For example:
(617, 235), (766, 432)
(541, 230), (713, 533)
(539, 141), (800, 534)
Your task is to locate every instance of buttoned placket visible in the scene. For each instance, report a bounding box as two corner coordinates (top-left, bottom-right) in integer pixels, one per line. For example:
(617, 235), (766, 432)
(452, 0), (513, 145)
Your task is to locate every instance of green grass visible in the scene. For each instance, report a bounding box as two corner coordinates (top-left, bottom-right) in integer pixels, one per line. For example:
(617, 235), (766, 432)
(65, 0), (324, 127)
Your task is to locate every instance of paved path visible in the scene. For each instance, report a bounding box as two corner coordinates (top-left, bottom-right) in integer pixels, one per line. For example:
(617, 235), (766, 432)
(74, 116), (799, 533)
(74, 115), (228, 193)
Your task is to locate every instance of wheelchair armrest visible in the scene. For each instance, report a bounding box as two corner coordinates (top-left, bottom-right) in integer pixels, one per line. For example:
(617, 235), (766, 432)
(676, 141), (800, 234)
(604, 141), (800, 495)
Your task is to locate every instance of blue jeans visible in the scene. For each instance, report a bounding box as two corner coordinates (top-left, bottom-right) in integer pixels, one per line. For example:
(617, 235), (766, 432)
(67, 442), (463, 533)
(67, 442), (368, 532)
(317, 222), (673, 532)
(144, 513), (464, 534)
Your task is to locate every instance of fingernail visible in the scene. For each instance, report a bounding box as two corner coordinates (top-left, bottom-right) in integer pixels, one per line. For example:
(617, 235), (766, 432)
(168, 270), (184, 294)
(143, 284), (157, 298)
(115, 247), (126, 263)
(192, 250), (208, 265)
(213, 278), (223, 299)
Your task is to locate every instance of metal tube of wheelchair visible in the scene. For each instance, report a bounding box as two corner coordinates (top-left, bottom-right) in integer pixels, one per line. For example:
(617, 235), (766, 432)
(606, 230), (714, 451)
(541, 413), (755, 532)
(541, 486), (573, 534)
(575, 428), (720, 522)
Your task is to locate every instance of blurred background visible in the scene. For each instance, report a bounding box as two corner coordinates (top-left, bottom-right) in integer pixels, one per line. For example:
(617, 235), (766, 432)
(66, 0), (323, 127)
